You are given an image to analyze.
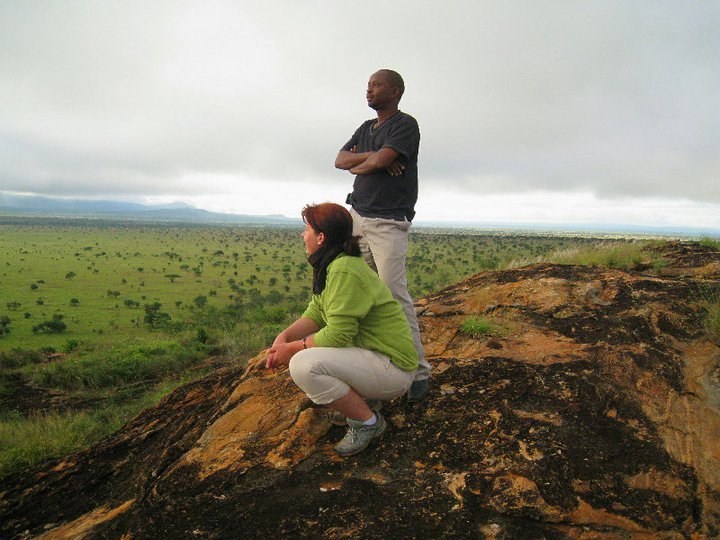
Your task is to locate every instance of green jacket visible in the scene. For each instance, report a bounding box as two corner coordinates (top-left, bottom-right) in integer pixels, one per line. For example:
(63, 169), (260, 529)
(302, 255), (419, 372)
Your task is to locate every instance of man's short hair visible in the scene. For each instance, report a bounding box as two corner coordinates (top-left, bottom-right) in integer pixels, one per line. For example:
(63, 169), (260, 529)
(378, 69), (405, 99)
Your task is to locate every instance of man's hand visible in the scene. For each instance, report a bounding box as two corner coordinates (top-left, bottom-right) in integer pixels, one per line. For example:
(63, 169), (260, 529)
(386, 159), (406, 177)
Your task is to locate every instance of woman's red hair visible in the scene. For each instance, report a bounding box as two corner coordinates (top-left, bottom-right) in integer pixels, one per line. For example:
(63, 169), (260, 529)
(302, 203), (354, 247)
(302, 203), (360, 293)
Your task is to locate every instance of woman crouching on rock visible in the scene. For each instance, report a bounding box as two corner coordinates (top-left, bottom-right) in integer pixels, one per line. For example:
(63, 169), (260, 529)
(265, 202), (419, 456)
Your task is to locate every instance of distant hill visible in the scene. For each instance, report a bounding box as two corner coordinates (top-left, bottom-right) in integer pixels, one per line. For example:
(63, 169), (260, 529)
(1, 192), (717, 237)
(0, 193), (298, 225)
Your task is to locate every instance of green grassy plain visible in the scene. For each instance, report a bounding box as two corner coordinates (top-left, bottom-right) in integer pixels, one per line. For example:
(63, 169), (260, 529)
(1, 220), (608, 353)
(1, 221), (311, 351)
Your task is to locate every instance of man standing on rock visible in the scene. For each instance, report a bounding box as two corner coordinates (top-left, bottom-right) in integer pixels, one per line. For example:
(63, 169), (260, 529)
(335, 68), (430, 401)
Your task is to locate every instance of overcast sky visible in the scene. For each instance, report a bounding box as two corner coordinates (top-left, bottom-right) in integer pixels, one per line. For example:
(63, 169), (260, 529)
(1, 1), (718, 229)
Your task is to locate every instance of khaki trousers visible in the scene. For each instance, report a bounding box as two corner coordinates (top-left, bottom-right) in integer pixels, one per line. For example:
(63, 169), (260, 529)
(350, 208), (431, 380)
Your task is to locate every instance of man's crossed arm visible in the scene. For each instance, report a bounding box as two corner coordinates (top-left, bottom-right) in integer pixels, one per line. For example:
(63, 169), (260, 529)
(335, 146), (405, 176)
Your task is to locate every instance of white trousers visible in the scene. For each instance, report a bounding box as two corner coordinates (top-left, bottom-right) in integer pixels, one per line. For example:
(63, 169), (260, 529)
(289, 347), (416, 405)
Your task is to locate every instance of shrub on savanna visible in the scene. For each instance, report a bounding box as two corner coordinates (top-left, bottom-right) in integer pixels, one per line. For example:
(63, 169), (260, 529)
(30, 341), (204, 391)
(459, 316), (499, 338)
(32, 315), (67, 334)
(699, 237), (720, 250)
(214, 320), (287, 359)
(697, 286), (720, 343)
(0, 316), (10, 337)
(541, 241), (666, 271)
(0, 348), (45, 369)
(63, 339), (80, 353)
(705, 302), (720, 342)
(0, 411), (100, 479)
(0, 384), (177, 480)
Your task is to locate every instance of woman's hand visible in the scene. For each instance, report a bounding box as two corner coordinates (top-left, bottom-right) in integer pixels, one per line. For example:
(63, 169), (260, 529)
(264, 317), (319, 369)
(265, 341), (301, 370)
(271, 332), (289, 349)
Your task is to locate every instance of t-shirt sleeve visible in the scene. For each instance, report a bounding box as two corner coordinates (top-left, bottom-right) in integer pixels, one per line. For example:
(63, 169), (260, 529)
(340, 124), (363, 152)
(383, 115), (420, 161)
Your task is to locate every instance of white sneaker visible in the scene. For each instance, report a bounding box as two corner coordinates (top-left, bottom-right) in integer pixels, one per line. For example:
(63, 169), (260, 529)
(333, 412), (387, 456)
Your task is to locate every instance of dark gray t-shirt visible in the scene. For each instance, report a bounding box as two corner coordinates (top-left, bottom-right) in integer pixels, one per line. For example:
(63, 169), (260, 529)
(342, 111), (420, 221)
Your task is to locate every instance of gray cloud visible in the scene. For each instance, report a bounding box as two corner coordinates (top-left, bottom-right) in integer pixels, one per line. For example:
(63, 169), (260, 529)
(0, 0), (717, 208)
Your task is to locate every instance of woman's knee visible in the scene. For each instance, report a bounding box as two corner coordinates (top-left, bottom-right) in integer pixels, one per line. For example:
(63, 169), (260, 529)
(290, 349), (329, 388)
(288, 352), (310, 385)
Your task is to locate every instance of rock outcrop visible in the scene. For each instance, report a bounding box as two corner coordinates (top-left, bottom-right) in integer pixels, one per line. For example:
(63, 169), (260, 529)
(1, 242), (719, 539)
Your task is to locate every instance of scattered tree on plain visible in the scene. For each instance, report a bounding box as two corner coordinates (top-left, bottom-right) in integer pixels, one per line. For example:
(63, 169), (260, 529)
(0, 315), (10, 337)
(32, 314), (67, 334)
